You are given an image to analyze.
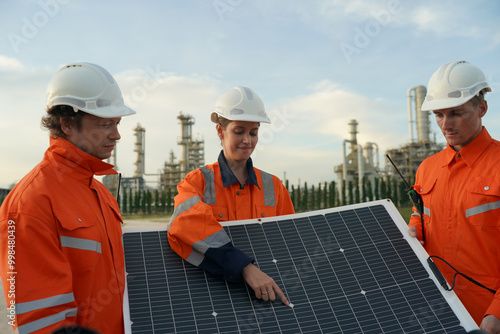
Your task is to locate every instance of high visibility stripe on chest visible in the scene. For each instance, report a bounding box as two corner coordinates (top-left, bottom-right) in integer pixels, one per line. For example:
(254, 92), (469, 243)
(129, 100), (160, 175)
(200, 167), (276, 206)
(60, 236), (102, 254)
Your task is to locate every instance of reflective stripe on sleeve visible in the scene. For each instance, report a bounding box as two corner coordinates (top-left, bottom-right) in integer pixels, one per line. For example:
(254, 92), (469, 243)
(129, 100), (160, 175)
(424, 206), (431, 217)
(168, 196), (201, 228)
(411, 206), (431, 218)
(60, 236), (101, 254)
(18, 307), (78, 334)
(16, 292), (75, 315)
(465, 200), (500, 218)
(187, 229), (231, 266)
(200, 167), (216, 204)
(260, 171), (276, 207)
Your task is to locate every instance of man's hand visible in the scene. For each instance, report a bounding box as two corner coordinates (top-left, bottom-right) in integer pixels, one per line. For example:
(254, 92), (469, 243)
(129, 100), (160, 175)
(480, 314), (500, 333)
(408, 225), (425, 245)
(241, 263), (289, 306)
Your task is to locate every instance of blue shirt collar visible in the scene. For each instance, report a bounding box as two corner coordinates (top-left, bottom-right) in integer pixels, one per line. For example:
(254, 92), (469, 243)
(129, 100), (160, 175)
(217, 150), (260, 189)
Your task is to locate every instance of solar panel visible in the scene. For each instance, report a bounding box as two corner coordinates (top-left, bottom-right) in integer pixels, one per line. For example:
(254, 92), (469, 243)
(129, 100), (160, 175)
(122, 199), (478, 333)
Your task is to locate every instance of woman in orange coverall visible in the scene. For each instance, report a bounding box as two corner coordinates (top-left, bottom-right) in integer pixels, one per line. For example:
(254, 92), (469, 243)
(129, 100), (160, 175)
(168, 86), (295, 305)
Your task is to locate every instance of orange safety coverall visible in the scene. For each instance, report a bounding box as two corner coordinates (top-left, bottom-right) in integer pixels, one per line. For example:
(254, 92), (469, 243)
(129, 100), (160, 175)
(409, 127), (500, 325)
(168, 151), (295, 282)
(0, 137), (125, 334)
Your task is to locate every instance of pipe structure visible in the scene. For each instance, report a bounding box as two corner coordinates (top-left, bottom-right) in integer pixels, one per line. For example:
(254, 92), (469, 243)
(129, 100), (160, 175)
(357, 144), (364, 201)
(407, 87), (416, 143)
(407, 85), (428, 143)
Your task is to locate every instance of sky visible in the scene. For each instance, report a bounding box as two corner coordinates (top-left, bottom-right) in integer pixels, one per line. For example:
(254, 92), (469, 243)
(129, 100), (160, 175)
(0, 0), (499, 190)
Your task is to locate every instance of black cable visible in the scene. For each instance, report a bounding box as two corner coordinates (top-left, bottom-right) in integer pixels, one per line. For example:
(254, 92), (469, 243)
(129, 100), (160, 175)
(428, 255), (496, 294)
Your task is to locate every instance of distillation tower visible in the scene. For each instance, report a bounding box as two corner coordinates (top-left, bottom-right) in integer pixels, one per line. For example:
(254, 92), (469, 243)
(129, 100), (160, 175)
(134, 124), (146, 177)
(159, 112), (205, 191)
(385, 85), (444, 181)
(334, 119), (379, 202)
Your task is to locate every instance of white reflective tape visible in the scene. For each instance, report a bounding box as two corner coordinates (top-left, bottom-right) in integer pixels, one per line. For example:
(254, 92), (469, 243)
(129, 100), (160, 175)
(200, 167), (216, 204)
(260, 171), (276, 206)
(187, 229), (231, 266)
(16, 292), (75, 315)
(18, 308), (78, 334)
(60, 236), (101, 253)
(466, 200), (500, 218)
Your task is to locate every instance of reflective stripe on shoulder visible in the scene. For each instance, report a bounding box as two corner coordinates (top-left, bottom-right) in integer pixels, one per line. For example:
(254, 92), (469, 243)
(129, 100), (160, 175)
(466, 200), (500, 218)
(187, 229), (231, 267)
(168, 196), (201, 228)
(60, 236), (101, 254)
(18, 307), (78, 334)
(260, 171), (276, 207)
(16, 292), (75, 315)
(200, 167), (216, 204)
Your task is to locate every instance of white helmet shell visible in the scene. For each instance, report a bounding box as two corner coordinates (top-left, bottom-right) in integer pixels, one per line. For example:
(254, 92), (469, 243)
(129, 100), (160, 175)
(421, 60), (491, 111)
(46, 62), (136, 118)
(211, 86), (271, 124)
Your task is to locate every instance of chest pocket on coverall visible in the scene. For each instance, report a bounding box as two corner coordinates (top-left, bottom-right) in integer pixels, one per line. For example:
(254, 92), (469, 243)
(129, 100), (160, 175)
(466, 176), (500, 227)
(415, 178), (437, 227)
(57, 210), (102, 272)
(255, 205), (277, 219)
(212, 206), (229, 222)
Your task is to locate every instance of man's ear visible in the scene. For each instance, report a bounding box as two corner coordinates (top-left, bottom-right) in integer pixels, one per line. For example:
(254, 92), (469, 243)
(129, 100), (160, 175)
(479, 100), (488, 118)
(60, 118), (74, 137)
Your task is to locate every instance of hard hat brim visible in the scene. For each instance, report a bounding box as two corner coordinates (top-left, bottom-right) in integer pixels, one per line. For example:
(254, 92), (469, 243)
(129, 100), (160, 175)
(210, 111), (271, 124)
(421, 85), (492, 111)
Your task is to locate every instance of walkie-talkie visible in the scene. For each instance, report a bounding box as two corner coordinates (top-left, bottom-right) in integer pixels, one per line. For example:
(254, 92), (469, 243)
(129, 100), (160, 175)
(386, 155), (425, 241)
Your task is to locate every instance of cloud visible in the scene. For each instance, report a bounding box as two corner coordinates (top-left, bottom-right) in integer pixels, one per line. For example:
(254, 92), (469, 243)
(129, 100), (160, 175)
(112, 71), (223, 181)
(0, 55), (24, 72)
(410, 3), (485, 38)
(248, 79), (416, 186)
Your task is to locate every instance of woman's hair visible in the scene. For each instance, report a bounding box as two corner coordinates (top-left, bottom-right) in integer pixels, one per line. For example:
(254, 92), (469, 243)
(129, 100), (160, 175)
(41, 105), (85, 139)
(214, 115), (232, 130)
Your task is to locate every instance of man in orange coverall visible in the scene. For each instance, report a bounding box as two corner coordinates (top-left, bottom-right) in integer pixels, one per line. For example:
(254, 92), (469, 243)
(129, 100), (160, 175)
(0, 62), (136, 333)
(168, 86), (295, 305)
(408, 61), (500, 333)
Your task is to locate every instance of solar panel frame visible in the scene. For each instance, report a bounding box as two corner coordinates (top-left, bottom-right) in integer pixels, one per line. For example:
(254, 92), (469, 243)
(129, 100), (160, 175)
(122, 199), (479, 333)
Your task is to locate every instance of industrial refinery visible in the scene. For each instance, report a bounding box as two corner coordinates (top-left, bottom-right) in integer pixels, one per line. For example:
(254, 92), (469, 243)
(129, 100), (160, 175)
(102, 111), (205, 195)
(101, 85), (443, 201)
(334, 85), (444, 202)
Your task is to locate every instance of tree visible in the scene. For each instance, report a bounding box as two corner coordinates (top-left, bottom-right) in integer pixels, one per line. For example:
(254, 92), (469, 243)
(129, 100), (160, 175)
(341, 180), (346, 206)
(391, 178), (399, 206)
(145, 190), (152, 214)
(154, 189), (160, 214)
(366, 177), (374, 202)
(380, 178), (387, 200)
(134, 190), (141, 214)
(348, 180), (354, 205)
(296, 185), (302, 212)
(161, 191), (167, 214)
(374, 177), (380, 200)
(311, 184), (316, 210)
(121, 188), (128, 214)
(303, 182), (309, 210)
(329, 181), (336, 208)
(323, 182), (328, 209)
(354, 181), (360, 204)
(128, 189), (134, 214)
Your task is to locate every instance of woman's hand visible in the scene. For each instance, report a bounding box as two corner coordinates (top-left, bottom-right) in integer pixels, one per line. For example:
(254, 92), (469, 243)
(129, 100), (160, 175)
(241, 263), (289, 306)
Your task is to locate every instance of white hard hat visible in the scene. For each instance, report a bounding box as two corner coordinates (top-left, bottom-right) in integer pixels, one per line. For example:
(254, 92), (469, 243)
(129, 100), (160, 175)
(211, 86), (271, 124)
(421, 60), (491, 111)
(46, 62), (136, 118)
